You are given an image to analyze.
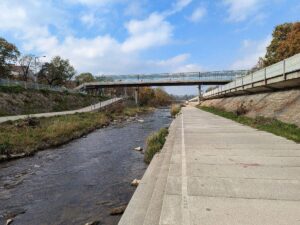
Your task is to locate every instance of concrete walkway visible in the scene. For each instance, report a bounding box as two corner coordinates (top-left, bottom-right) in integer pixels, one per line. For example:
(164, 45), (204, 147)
(0, 97), (122, 124)
(119, 106), (300, 225)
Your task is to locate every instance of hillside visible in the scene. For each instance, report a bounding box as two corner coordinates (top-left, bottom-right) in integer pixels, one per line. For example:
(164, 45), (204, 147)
(0, 86), (106, 116)
(200, 89), (300, 127)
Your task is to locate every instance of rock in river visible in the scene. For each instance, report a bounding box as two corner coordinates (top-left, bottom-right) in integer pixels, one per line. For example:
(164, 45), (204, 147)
(110, 205), (127, 215)
(133, 146), (143, 151)
(131, 179), (140, 187)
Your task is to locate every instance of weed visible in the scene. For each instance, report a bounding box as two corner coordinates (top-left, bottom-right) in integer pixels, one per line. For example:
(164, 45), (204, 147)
(144, 127), (169, 163)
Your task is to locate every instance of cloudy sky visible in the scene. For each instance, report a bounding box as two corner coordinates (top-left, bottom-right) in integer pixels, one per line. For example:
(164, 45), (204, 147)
(1, 0), (299, 94)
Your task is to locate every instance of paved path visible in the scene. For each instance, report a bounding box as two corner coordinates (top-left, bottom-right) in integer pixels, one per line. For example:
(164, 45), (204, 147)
(0, 97), (122, 124)
(119, 106), (300, 225)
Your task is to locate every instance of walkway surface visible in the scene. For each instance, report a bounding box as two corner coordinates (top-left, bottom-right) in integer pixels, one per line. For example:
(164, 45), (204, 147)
(119, 106), (300, 225)
(0, 97), (122, 124)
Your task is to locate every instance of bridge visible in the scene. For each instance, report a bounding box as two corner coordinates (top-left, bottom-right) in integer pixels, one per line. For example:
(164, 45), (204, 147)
(76, 70), (248, 89)
(76, 70), (248, 104)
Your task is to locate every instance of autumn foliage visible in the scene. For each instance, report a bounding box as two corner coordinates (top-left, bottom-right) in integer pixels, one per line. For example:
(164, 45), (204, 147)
(263, 22), (300, 66)
(138, 87), (172, 107)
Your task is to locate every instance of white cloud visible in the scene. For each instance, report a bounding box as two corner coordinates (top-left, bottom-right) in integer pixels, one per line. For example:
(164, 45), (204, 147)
(223, 0), (264, 22)
(124, 1), (145, 17)
(0, 0), (200, 75)
(122, 13), (173, 52)
(164, 0), (193, 16)
(231, 36), (271, 69)
(66, 0), (122, 6)
(188, 6), (206, 22)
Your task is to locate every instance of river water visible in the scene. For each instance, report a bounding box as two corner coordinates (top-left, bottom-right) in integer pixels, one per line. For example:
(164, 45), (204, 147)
(0, 108), (172, 225)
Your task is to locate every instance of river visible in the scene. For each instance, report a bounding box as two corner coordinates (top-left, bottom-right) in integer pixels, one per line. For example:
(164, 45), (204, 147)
(0, 108), (172, 225)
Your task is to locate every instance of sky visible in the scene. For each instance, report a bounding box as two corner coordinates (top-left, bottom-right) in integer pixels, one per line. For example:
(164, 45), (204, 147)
(0, 0), (299, 95)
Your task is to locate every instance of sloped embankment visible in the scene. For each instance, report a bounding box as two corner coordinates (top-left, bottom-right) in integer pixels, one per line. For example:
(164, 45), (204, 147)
(0, 86), (105, 116)
(200, 89), (300, 127)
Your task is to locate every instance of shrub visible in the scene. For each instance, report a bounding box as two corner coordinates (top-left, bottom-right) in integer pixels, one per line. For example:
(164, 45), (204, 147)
(170, 104), (181, 117)
(144, 127), (169, 163)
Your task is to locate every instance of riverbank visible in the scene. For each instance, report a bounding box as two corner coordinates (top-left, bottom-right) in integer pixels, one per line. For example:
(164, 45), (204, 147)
(0, 102), (153, 162)
(198, 106), (300, 143)
(0, 108), (172, 225)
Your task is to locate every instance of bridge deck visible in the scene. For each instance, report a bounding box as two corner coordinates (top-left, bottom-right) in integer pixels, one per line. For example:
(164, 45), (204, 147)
(119, 106), (300, 225)
(76, 70), (248, 90)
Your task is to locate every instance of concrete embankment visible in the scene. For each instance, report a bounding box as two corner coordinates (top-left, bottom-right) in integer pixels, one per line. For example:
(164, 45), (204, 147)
(201, 89), (300, 126)
(119, 106), (300, 225)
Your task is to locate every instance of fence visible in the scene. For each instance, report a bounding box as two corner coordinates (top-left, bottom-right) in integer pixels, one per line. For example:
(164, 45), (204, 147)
(0, 79), (79, 94)
(203, 53), (300, 98)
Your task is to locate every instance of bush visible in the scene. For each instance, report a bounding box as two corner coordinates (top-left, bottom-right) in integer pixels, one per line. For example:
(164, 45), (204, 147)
(170, 104), (181, 117)
(0, 140), (11, 156)
(144, 127), (169, 163)
(0, 85), (25, 93)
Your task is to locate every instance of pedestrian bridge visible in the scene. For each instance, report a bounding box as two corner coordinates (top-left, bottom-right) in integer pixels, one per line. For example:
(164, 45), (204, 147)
(76, 70), (248, 91)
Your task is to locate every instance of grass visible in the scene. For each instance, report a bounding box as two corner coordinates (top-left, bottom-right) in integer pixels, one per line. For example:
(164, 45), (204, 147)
(170, 104), (181, 117)
(0, 85), (25, 93)
(0, 104), (151, 160)
(144, 127), (169, 163)
(198, 106), (300, 143)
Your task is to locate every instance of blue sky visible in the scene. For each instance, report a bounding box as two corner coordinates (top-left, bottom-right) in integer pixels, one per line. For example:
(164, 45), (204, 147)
(0, 0), (299, 94)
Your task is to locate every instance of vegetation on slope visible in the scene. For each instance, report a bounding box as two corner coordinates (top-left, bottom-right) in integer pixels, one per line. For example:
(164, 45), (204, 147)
(198, 106), (300, 143)
(0, 86), (108, 116)
(144, 127), (169, 163)
(0, 102), (152, 161)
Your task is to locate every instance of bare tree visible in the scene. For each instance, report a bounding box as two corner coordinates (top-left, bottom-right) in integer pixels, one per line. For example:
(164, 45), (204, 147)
(18, 54), (34, 81)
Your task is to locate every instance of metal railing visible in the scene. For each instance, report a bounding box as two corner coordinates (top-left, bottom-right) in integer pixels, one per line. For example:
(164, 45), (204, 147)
(203, 53), (300, 98)
(95, 70), (248, 83)
(0, 79), (79, 93)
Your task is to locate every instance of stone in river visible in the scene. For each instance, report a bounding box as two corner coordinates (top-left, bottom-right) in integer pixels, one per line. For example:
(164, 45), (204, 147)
(131, 179), (140, 187)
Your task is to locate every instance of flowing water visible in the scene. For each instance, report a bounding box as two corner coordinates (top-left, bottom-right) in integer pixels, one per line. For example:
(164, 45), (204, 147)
(0, 108), (172, 225)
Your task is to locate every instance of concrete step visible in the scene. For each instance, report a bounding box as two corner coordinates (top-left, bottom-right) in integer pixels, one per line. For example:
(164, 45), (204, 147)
(118, 119), (178, 225)
(142, 126), (177, 225)
(118, 150), (166, 225)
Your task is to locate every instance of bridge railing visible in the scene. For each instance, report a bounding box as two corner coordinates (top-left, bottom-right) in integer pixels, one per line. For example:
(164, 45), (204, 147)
(95, 70), (249, 84)
(203, 53), (300, 98)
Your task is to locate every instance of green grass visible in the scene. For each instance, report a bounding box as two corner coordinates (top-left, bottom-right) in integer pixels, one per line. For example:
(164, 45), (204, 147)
(198, 106), (300, 143)
(0, 85), (25, 93)
(0, 105), (150, 160)
(144, 127), (169, 163)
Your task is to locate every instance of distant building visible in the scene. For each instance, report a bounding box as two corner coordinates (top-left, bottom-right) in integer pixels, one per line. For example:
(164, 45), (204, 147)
(9, 65), (35, 80)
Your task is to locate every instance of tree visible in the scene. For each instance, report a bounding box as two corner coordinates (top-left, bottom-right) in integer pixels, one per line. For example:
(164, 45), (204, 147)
(38, 56), (75, 86)
(263, 22), (300, 66)
(75, 72), (95, 85)
(0, 37), (20, 78)
(18, 54), (34, 81)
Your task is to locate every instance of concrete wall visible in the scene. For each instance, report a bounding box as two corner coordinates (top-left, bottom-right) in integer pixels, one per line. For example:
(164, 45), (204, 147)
(200, 89), (300, 127)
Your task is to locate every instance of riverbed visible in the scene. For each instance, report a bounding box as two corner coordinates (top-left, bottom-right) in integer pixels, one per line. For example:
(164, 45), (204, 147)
(0, 108), (172, 225)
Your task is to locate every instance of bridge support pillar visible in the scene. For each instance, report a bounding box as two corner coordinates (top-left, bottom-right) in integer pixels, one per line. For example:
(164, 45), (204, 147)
(198, 85), (202, 103)
(135, 87), (139, 105)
